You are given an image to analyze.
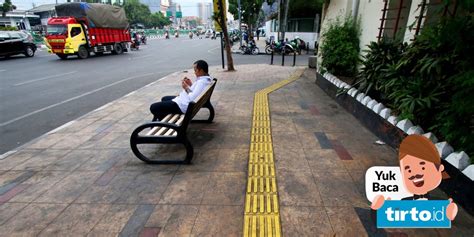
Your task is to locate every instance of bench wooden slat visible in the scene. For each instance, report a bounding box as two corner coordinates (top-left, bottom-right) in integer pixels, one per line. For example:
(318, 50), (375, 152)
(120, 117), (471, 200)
(156, 114), (180, 136)
(146, 114), (173, 136)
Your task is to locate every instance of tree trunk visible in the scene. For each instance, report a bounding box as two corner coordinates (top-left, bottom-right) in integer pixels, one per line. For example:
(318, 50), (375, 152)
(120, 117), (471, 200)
(218, 0), (235, 71)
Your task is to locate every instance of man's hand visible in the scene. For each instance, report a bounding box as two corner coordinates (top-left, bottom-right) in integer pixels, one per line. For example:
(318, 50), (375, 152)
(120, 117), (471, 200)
(446, 198), (458, 220)
(183, 77), (192, 87)
(371, 195), (387, 210)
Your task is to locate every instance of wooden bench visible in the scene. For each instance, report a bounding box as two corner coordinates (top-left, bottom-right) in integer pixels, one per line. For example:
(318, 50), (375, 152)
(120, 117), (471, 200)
(130, 78), (217, 164)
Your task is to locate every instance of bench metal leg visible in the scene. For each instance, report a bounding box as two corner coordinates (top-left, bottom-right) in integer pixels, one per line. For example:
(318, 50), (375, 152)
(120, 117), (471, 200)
(182, 137), (194, 164)
(191, 101), (214, 123)
(130, 127), (194, 164)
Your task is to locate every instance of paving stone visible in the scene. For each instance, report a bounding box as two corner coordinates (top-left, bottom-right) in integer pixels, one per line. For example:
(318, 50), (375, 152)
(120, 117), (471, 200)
(9, 171), (68, 203)
(407, 125), (424, 135)
(12, 149), (71, 171)
(0, 150), (42, 171)
(436, 141), (454, 159)
(34, 171), (102, 203)
(191, 205), (243, 237)
(159, 171), (210, 205)
(39, 204), (111, 237)
(445, 152), (470, 170)
(0, 202), (28, 226)
(115, 171), (174, 204)
(274, 147), (310, 172)
(325, 207), (368, 236)
(0, 203), (68, 236)
(423, 132), (439, 143)
(304, 149), (346, 172)
(280, 206), (333, 236)
(278, 171), (323, 206)
(145, 205), (199, 237)
(312, 171), (366, 207)
(379, 108), (392, 119)
(88, 205), (137, 234)
(396, 118), (414, 132)
(201, 172), (246, 205)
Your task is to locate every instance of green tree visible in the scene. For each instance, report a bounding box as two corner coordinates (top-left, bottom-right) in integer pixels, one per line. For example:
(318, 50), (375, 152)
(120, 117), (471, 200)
(1, 0), (16, 18)
(123, 0), (152, 25)
(228, 0), (265, 31)
(148, 12), (171, 28)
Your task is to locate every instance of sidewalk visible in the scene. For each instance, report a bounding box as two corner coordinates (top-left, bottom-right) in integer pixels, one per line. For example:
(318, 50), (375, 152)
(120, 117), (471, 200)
(0, 65), (473, 236)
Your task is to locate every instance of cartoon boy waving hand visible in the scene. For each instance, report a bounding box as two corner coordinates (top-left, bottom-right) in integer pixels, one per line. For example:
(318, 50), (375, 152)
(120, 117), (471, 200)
(371, 135), (458, 220)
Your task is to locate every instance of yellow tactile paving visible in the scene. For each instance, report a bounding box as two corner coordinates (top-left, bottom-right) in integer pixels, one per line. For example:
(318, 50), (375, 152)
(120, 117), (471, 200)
(243, 69), (304, 237)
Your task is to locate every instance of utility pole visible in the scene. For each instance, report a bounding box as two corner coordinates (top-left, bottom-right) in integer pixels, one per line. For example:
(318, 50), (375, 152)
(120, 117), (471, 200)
(281, 0), (290, 42)
(238, 0), (242, 47)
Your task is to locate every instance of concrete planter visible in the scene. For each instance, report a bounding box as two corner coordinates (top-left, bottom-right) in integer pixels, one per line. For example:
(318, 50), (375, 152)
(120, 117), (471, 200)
(316, 71), (474, 215)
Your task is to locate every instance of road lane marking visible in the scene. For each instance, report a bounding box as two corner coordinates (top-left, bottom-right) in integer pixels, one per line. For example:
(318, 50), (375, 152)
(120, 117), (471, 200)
(207, 46), (220, 53)
(13, 71), (77, 86)
(243, 69), (304, 237)
(0, 72), (155, 127)
(129, 54), (151, 60)
(0, 69), (6, 72)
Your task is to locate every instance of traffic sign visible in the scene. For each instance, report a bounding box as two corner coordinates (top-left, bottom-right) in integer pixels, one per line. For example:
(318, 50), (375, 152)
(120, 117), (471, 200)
(213, 0), (227, 32)
(176, 11), (182, 18)
(166, 10), (172, 17)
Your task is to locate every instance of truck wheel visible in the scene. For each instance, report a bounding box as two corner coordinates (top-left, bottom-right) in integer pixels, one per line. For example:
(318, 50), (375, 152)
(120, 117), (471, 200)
(24, 46), (35, 57)
(78, 46), (89, 59)
(57, 54), (68, 60)
(112, 43), (123, 55)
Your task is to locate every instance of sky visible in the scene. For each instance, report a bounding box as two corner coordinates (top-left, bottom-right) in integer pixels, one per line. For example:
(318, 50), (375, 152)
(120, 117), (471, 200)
(10, 0), (211, 17)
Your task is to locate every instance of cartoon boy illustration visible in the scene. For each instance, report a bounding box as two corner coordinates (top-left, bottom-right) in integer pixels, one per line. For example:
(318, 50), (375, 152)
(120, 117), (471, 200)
(371, 134), (458, 220)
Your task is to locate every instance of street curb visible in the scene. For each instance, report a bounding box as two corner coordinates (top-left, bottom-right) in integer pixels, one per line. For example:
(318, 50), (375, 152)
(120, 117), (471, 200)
(0, 70), (180, 159)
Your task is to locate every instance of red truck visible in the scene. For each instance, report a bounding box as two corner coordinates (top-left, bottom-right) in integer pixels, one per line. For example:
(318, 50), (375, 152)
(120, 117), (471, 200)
(46, 3), (131, 59)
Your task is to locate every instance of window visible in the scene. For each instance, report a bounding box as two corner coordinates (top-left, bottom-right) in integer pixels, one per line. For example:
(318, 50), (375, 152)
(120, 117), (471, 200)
(9, 32), (22, 40)
(378, 0), (413, 41)
(0, 32), (10, 41)
(70, 27), (81, 37)
(47, 25), (67, 36)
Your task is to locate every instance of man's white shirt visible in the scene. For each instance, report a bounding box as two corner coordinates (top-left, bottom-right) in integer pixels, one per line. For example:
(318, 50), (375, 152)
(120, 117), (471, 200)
(172, 75), (212, 113)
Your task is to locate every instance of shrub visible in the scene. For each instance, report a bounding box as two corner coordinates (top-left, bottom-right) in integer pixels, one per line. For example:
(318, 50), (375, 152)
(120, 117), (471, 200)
(320, 16), (360, 77)
(359, 15), (473, 162)
(356, 38), (408, 103)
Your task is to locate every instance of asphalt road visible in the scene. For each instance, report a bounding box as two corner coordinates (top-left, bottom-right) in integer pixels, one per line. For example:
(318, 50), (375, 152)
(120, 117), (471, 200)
(0, 37), (311, 154)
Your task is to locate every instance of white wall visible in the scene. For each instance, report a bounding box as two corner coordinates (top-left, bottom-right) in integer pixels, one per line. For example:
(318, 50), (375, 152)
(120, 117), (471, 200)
(264, 20), (318, 49)
(404, 0), (424, 43)
(357, 0), (386, 53)
(317, 0), (353, 65)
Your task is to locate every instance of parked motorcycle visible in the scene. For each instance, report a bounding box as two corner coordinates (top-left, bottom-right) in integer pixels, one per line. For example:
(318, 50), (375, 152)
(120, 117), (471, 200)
(240, 41), (259, 55)
(265, 39), (295, 55)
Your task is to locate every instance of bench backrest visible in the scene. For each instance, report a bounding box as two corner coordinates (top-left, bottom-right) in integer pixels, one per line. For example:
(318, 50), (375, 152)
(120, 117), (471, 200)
(183, 78), (217, 125)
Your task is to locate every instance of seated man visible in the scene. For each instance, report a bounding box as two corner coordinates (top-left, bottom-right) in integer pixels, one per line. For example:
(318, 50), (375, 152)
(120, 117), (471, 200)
(150, 60), (212, 121)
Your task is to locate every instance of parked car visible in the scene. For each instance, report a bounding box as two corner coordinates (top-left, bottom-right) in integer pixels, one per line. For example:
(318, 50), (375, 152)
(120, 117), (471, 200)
(0, 31), (37, 58)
